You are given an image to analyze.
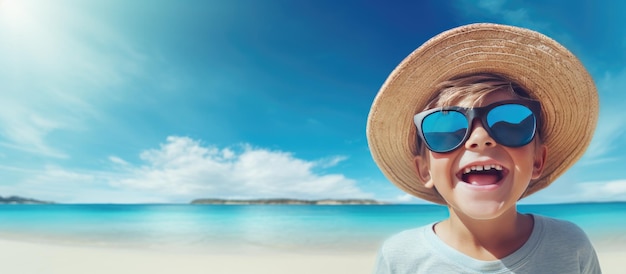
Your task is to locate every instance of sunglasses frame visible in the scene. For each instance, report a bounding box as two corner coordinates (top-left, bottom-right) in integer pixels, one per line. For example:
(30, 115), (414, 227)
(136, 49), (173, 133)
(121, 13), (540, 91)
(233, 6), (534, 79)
(414, 99), (542, 153)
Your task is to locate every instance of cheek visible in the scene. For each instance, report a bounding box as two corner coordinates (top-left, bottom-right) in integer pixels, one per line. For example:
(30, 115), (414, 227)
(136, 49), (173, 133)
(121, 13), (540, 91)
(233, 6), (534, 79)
(510, 147), (538, 181)
(428, 153), (458, 182)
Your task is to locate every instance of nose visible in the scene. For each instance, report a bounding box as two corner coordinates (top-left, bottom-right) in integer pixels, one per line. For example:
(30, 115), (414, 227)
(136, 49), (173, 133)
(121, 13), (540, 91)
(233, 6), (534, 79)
(465, 120), (496, 150)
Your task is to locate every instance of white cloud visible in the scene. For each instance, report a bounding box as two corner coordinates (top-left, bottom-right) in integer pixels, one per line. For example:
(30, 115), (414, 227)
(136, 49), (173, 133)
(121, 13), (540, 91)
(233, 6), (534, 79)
(0, 107), (69, 158)
(106, 136), (370, 202)
(0, 165), (98, 202)
(523, 179), (626, 204)
(395, 194), (418, 203)
(109, 156), (129, 166)
(314, 155), (348, 168)
(575, 180), (626, 202)
(111, 137), (370, 199)
(3, 136), (370, 203)
(0, 178), (163, 204)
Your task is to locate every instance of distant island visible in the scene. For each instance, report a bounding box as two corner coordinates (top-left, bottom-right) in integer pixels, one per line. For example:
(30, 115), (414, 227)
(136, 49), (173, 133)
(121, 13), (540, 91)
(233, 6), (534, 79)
(190, 198), (387, 205)
(0, 195), (53, 204)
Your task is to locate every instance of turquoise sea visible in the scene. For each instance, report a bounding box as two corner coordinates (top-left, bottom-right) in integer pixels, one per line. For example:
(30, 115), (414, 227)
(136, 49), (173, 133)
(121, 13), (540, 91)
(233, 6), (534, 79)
(0, 203), (624, 254)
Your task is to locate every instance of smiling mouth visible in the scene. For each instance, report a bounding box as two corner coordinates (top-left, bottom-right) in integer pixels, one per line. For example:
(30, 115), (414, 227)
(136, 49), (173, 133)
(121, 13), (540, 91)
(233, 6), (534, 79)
(460, 164), (505, 186)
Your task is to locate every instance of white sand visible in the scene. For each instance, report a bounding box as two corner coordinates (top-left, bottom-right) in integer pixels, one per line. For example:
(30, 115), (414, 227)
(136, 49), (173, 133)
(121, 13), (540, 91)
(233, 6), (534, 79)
(0, 239), (621, 274)
(597, 251), (623, 274)
(0, 239), (376, 274)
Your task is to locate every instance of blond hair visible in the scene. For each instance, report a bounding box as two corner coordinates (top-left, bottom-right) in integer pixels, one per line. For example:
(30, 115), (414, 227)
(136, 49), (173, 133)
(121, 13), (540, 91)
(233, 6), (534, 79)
(425, 73), (532, 109)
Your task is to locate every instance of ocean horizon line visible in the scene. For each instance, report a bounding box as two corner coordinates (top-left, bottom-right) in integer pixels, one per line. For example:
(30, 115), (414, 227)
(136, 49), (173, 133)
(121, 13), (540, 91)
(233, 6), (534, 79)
(2, 200), (625, 206)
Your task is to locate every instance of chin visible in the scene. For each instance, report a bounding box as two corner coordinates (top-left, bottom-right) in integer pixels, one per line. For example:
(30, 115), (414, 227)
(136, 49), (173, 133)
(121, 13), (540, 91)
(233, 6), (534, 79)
(452, 200), (512, 220)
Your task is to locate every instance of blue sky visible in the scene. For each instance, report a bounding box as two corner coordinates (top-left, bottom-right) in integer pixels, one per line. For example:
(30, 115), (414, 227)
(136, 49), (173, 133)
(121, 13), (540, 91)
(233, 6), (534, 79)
(0, 0), (624, 204)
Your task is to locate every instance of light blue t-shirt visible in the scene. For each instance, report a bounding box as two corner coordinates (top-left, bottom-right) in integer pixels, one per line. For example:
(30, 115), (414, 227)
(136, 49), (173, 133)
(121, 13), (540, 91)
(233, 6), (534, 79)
(374, 215), (601, 274)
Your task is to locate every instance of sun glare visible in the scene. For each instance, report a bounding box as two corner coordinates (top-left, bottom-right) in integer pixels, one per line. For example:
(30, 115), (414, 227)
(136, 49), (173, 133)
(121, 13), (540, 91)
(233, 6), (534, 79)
(0, 0), (40, 32)
(1, 0), (26, 26)
(0, 0), (58, 61)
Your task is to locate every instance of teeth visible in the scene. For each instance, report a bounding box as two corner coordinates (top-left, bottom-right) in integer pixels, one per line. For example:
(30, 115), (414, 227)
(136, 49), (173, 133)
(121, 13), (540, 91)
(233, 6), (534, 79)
(463, 164), (503, 174)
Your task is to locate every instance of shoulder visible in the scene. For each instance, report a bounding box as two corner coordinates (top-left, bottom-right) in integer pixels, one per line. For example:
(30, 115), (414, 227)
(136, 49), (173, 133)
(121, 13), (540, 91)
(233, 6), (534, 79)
(375, 224), (459, 273)
(377, 225), (434, 269)
(531, 215), (601, 273)
(534, 215), (590, 242)
(380, 226), (428, 255)
(532, 215), (597, 255)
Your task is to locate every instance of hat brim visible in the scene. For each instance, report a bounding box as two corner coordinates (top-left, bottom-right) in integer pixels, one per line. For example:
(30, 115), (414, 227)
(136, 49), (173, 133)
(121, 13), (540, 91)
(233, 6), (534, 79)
(367, 23), (598, 204)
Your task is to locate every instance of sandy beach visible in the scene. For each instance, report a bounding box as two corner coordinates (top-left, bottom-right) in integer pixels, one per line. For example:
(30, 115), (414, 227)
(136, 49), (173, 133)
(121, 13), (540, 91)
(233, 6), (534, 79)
(0, 239), (377, 274)
(0, 239), (621, 274)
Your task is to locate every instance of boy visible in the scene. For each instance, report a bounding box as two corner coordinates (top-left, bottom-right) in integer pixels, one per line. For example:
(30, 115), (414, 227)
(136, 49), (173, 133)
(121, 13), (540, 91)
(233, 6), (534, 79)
(367, 23), (601, 273)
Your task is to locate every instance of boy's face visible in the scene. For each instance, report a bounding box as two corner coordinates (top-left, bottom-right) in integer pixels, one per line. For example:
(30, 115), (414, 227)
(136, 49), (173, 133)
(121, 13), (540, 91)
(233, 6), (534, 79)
(415, 90), (547, 220)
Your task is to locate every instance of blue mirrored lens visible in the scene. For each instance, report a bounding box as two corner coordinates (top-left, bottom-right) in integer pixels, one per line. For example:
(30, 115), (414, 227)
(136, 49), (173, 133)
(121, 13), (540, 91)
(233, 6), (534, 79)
(422, 111), (467, 152)
(487, 104), (536, 147)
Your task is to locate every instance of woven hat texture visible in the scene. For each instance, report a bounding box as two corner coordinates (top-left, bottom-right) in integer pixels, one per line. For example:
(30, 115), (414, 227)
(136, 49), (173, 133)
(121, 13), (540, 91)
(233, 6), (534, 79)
(366, 23), (598, 204)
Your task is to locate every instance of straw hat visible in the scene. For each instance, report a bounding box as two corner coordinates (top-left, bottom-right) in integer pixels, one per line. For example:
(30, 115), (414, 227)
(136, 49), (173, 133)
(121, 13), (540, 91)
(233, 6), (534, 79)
(367, 23), (598, 204)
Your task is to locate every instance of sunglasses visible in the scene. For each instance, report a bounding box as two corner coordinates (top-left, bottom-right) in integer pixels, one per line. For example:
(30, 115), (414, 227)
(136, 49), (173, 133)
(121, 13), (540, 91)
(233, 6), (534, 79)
(413, 99), (541, 153)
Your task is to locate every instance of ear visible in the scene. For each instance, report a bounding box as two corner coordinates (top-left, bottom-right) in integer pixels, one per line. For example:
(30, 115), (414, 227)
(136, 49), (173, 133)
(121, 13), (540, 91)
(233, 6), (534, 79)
(414, 155), (435, 188)
(531, 144), (547, 179)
